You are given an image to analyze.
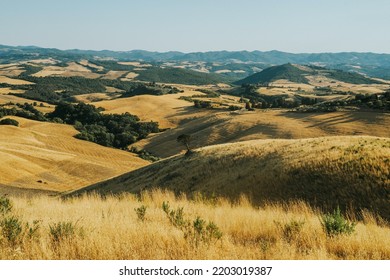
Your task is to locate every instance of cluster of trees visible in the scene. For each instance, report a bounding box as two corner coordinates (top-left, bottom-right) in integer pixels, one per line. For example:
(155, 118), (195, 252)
(87, 60), (137, 73)
(129, 147), (160, 162)
(0, 118), (19, 126)
(136, 66), (228, 85)
(326, 70), (379, 85)
(352, 92), (390, 110)
(18, 64), (43, 77)
(235, 85), (302, 109)
(0, 102), (47, 121)
(196, 89), (220, 98)
(295, 91), (390, 112)
(0, 100), (162, 154)
(15, 76), (108, 103)
(193, 100), (212, 109)
(121, 82), (182, 97)
(8, 75), (183, 104)
(48, 102), (159, 149)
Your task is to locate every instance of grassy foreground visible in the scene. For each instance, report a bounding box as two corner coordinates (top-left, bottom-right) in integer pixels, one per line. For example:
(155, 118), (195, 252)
(1, 189), (389, 260)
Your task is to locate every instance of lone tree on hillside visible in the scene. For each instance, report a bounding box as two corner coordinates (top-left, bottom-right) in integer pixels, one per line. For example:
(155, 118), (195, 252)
(177, 134), (192, 155)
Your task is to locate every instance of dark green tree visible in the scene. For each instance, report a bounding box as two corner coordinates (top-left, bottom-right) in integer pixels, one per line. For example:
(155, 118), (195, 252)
(177, 134), (192, 155)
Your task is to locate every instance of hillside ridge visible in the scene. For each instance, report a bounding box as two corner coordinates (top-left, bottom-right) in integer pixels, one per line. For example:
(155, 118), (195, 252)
(69, 136), (390, 221)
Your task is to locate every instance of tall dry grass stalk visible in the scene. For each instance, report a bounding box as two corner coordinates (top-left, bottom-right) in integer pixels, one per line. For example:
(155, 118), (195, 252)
(0, 189), (389, 260)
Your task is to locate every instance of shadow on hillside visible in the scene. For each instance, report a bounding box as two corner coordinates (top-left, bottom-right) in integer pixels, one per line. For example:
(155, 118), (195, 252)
(67, 146), (390, 222)
(279, 110), (388, 130)
(0, 184), (57, 197)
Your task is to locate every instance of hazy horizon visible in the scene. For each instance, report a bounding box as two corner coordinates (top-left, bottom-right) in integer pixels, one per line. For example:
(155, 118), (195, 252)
(3, 44), (390, 55)
(1, 0), (390, 53)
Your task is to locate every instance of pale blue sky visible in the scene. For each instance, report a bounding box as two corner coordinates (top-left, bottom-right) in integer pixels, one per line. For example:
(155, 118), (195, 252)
(1, 0), (389, 53)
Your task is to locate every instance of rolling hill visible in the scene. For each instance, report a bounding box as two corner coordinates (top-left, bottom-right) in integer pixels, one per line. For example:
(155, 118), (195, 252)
(0, 116), (148, 194)
(70, 136), (390, 221)
(235, 63), (310, 84)
(133, 109), (390, 158)
(134, 66), (231, 85)
(235, 63), (382, 85)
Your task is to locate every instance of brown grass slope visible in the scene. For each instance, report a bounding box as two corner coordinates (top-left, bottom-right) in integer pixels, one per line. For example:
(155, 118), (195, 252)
(0, 117), (148, 194)
(72, 136), (390, 220)
(135, 109), (390, 158)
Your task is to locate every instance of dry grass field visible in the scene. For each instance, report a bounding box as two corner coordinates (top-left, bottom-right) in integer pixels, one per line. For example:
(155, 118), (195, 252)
(0, 87), (25, 95)
(74, 93), (116, 103)
(102, 70), (128, 80)
(0, 65), (25, 77)
(0, 94), (38, 105)
(32, 63), (101, 79)
(134, 107), (390, 158)
(0, 117), (148, 194)
(118, 61), (152, 67)
(0, 76), (34, 85)
(121, 72), (139, 80)
(0, 190), (389, 260)
(74, 136), (390, 221)
(267, 76), (389, 95)
(94, 90), (209, 129)
(78, 60), (104, 71)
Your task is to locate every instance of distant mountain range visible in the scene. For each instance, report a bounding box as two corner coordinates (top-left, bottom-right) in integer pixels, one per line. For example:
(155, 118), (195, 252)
(2, 44), (390, 65)
(1, 44), (390, 79)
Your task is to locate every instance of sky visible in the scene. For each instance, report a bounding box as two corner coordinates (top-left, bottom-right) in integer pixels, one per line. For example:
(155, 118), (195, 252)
(1, 0), (390, 53)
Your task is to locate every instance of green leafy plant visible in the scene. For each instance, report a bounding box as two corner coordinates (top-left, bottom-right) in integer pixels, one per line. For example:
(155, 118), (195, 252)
(162, 202), (222, 247)
(49, 221), (80, 243)
(0, 195), (12, 215)
(25, 220), (41, 240)
(162, 201), (187, 228)
(190, 217), (222, 246)
(134, 205), (147, 222)
(0, 216), (23, 245)
(320, 207), (356, 237)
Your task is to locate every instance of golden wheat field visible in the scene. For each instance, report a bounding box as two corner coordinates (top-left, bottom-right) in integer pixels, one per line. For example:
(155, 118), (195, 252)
(0, 190), (389, 260)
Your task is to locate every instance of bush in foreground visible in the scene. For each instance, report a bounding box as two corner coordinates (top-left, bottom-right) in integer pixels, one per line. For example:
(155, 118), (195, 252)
(321, 207), (356, 237)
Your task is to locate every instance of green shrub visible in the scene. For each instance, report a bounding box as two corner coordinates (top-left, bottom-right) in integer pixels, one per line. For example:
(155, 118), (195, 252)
(134, 205), (147, 222)
(320, 207), (356, 237)
(49, 221), (79, 243)
(0, 118), (19, 126)
(26, 220), (41, 240)
(129, 147), (160, 162)
(190, 217), (222, 246)
(194, 100), (213, 109)
(0, 196), (12, 215)
(162, 202), (222, 247)
(162, 201), (187, 228)
(0, 216), (23, 244)
(228, 105), (241, 111)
